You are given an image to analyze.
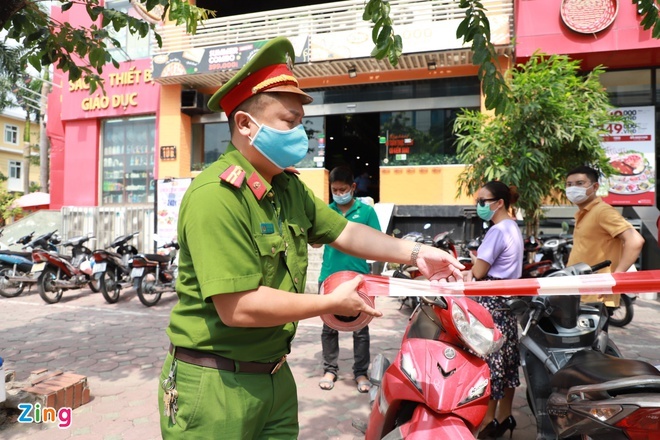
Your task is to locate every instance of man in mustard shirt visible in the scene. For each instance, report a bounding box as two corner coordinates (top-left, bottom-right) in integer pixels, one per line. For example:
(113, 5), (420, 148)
(158, 37), (464, 439)
(565, 165), (644, 308)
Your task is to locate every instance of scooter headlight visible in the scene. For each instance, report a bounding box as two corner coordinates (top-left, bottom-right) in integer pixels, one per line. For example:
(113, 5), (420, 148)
(452, 303), (504, 357)
(400, 352), (422, 392)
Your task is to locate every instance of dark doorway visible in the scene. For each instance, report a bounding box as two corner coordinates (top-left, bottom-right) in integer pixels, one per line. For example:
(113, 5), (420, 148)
(325, 113), (380, 202)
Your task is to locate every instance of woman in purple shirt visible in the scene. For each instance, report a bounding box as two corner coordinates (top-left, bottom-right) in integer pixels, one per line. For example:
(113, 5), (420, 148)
(468, 181), (523, 439)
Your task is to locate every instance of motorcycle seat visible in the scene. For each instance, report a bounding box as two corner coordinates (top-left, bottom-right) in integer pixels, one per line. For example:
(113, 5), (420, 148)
(551, 350), (660, 393)
(137, 253), (170, 263)
(0, 250), (32, 259)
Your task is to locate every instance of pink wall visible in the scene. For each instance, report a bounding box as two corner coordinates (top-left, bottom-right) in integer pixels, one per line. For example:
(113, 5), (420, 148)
(47, 3), (159, 209)
(515, 0), (660, 69)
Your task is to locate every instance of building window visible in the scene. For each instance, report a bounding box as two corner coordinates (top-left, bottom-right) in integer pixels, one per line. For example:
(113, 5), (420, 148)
(9, 160), (21, 179)
(4, 125), (18, 145)
(7, 160), (22, 192)
(191, 122), (231, 171)
(101, 116), (155, 205)
(601, 69), (652, 107)
(105, 0), (153, 61)
(380, 108), (476, 166)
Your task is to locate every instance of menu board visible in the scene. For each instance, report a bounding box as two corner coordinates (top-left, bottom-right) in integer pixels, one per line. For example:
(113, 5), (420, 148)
(600, 106), (655, 206)
(156, 178), (192, 243)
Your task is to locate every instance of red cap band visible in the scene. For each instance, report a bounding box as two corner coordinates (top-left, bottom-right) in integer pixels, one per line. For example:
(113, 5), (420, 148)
(220, 63), (299, 115)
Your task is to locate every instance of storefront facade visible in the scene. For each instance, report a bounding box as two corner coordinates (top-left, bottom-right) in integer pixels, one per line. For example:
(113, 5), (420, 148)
(516, 0), (660, 209)
(152, 0), (514, 206)
(47, 1), (160, 210)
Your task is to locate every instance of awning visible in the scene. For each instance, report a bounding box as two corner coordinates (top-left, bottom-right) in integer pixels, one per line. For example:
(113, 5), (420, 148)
(11, 192), (50, 208)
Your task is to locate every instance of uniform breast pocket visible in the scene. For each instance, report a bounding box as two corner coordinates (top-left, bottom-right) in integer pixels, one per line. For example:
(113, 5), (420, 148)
(287, 217), (311, 261)
(254, 234), (286, 285)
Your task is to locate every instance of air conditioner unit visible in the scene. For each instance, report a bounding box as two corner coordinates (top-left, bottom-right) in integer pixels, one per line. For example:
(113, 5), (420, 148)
(181, 90), (212, 115)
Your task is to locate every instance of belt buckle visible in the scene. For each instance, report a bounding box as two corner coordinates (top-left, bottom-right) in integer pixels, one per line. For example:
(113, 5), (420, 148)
(270, 355), (287, 374)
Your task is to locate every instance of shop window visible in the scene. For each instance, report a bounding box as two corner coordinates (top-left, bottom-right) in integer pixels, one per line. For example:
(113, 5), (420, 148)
(601, 70), (652, 106)
(191, 123), (231, 170)
(101, 117), (155, 205)
(105, 0), (153, 61)
(4, 125), (18, 145)
(380, 108), (475, 166)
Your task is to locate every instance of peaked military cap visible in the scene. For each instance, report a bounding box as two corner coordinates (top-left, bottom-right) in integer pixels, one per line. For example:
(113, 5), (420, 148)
(207, 37), (313, 115)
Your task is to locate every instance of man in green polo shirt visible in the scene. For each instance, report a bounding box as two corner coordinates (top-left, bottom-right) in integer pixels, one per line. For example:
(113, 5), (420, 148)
(318, 166), (380, 393)
(158, 36), (464, 439)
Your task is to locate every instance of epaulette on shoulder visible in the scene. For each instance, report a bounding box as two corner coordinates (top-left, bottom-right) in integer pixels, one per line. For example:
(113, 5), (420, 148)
(219, 165), (246, 188)
(284, 166), (300, 177)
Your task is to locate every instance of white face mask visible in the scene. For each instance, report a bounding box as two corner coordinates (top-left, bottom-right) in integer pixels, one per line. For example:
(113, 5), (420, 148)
(566, 185), (592, 204)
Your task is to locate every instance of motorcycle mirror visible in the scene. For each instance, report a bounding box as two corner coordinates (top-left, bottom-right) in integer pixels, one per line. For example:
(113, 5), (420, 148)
(423, 223), (431, 230)
(392, 228), (401, 236)
(561, 221), (569, 235)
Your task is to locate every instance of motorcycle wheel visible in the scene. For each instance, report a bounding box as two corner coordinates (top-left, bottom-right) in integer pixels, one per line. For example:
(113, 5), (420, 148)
(136, 274), (162, 307)
(0, 268), (25, 298)
(88, 277), (101, 293)
(100, 267), (121, 304)
(608, 295), (634, 328)
(38, 267), (63, 304)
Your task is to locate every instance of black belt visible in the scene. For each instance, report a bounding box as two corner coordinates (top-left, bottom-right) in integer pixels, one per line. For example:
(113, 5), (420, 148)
(169, 344), (287, 374)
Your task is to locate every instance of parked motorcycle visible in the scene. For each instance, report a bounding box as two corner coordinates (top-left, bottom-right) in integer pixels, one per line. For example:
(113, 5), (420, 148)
(507, 260), (630, 439)
(0, 230), (60, 298)
(92, 231), (140, 304)
(32, 233), (99, 304)
(608, 293), (636, 327)
(392, 225), (460, 310)
(130, 239), (179, 307)
(354, 293), (504, 438)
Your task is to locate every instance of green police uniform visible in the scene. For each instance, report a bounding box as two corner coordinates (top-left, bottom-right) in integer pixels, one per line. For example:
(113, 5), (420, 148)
(159, 36), (347, 439)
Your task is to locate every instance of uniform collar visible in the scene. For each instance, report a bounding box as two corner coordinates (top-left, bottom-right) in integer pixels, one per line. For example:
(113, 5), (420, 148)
(223, 144), (292, 201)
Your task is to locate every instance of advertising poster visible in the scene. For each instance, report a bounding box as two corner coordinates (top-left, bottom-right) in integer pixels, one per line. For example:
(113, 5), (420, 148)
(600, 106), (655, 206)
(156, 178), (192, 243)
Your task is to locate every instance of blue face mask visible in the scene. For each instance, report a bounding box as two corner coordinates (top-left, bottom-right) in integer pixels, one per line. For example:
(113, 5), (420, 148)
(247, 114), (309, 169)
(332, 191), (353, 205)
(476, 202), (498, 222)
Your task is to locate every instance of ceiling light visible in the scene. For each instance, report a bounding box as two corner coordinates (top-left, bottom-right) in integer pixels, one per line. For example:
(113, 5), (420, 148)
(348, 68), (357, 78)
(428, 62), (437, 71)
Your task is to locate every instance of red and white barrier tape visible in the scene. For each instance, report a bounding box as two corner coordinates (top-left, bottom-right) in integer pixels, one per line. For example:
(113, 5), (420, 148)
(319, 270), (660, 331)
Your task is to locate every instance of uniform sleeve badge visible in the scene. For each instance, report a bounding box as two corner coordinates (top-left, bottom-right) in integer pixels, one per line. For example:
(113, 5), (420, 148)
(219, 165), (246, 188)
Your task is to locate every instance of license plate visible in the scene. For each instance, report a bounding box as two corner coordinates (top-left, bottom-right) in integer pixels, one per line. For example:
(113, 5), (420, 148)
(31, 262), (46, 273)
(131, 267), (144, 277)
(93, 262), (107, 273)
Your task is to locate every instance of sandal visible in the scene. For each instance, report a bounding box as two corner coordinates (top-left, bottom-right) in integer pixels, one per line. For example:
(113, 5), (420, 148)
(356, 375), (371, 393)
(319, 372), (337, 391)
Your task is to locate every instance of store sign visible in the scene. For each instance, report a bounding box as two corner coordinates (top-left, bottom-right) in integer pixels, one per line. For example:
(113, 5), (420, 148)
(152, 36), (310, 79)
(311, 15), (509, 61)
(560, 0), (618, 34)
(600, 106), (655, 206)
(387, 134), (414, 155)
(62, 58), (159, 120)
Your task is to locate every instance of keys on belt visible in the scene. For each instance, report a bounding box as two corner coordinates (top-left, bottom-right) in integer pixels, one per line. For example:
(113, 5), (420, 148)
(270, 355), (287, 374)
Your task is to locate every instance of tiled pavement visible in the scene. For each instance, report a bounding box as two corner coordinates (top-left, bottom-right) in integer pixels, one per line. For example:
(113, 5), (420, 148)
(1, 286), (659, 439)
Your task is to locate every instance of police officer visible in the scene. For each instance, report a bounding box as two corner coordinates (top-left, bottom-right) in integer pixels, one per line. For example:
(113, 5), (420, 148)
(158, 36), (464, 439)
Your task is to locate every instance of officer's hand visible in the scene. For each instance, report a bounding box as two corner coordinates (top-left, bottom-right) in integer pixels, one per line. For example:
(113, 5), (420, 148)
(416, 247), (464, 282)
(329, 275), (382, 318)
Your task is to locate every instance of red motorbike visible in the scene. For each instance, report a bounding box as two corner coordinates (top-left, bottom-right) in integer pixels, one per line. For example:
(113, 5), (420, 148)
(326, 275), (504, 439)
